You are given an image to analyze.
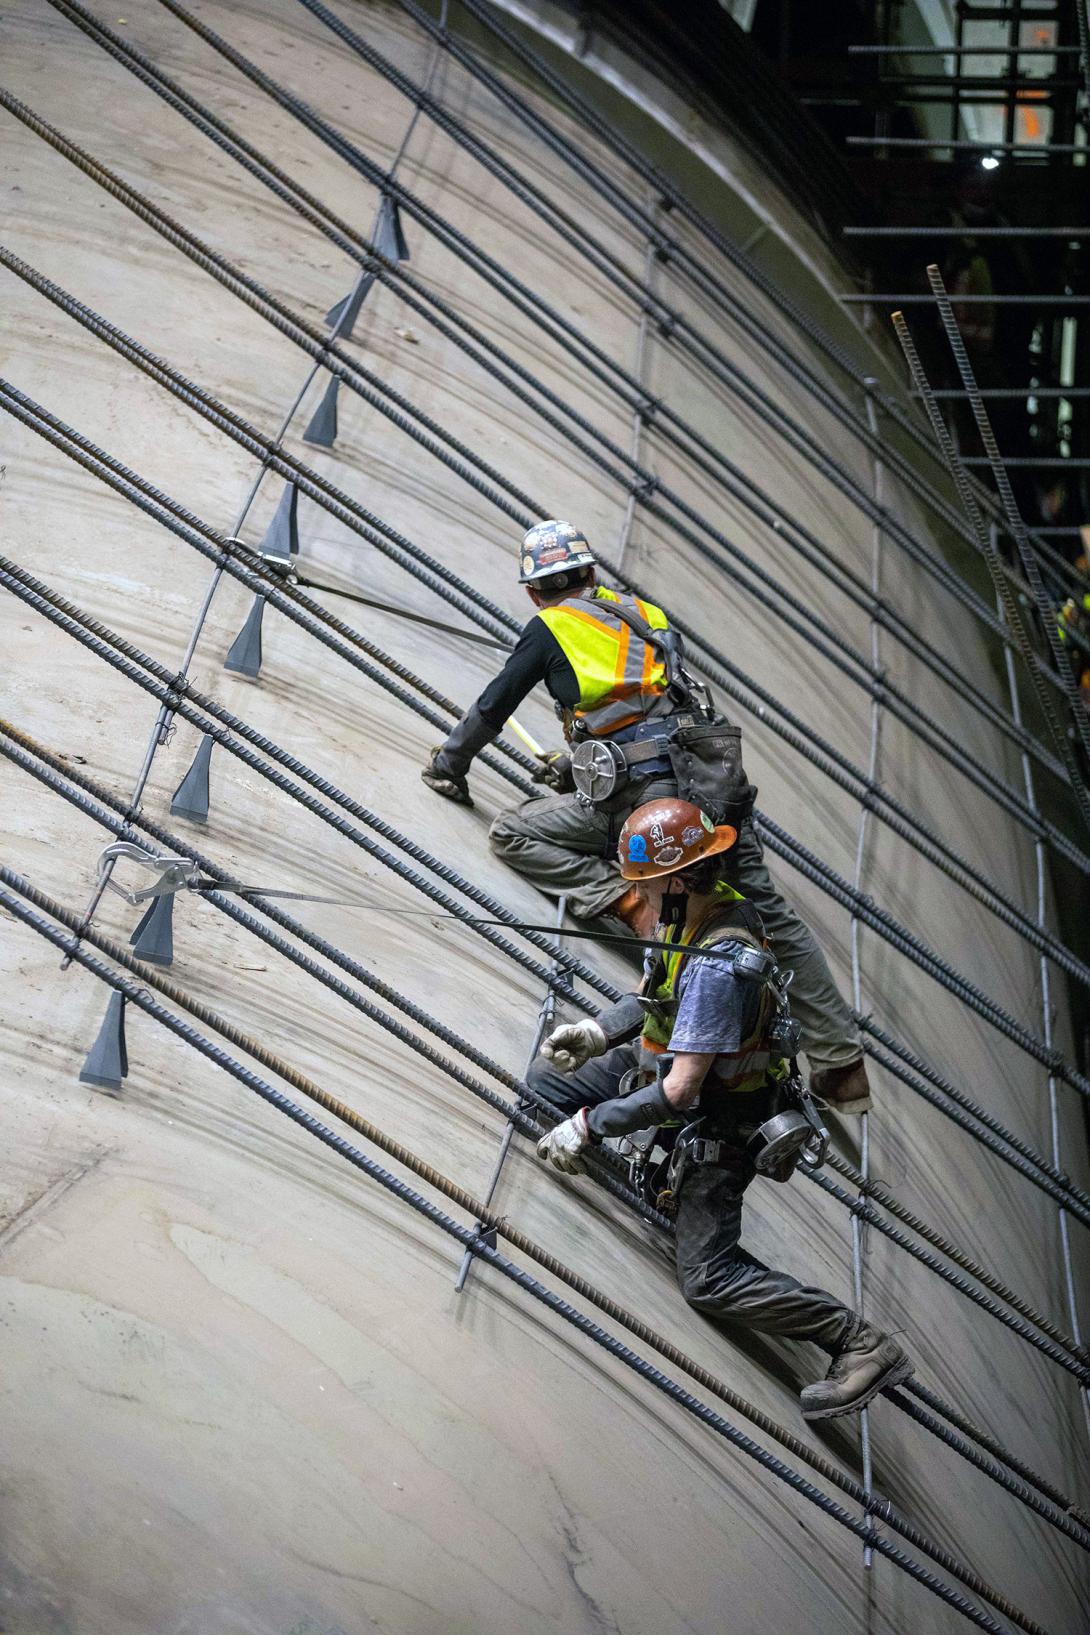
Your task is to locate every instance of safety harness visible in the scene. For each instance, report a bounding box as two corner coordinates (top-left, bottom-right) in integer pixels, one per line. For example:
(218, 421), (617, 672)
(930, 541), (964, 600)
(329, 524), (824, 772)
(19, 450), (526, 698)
(622, 884), (828, 1209)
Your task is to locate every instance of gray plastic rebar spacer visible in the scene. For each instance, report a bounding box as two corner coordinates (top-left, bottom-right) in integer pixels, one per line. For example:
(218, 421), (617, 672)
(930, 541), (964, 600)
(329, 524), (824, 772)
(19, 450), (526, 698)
(78, 991), (128, 1091)
(129, 891), (175, 966)
(302, 375), (339, 448)
(374, 192), (410, 262)
(325, 271), (374, 338)
(170, 734), (214, 824)
(258, 481), (299, 560)
(324, 194), (408, 338)
(224, 594), (265, 677)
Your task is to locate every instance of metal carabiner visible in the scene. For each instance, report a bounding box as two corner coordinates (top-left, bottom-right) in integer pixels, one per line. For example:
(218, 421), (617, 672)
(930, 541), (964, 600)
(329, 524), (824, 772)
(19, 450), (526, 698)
(96, 841), (203, 905)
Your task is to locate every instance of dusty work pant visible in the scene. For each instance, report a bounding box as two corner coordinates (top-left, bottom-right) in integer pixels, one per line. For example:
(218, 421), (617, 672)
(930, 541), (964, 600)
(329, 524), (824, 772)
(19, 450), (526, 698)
(491, 791), (860, 1070)
(527, 1044), (857, 1350)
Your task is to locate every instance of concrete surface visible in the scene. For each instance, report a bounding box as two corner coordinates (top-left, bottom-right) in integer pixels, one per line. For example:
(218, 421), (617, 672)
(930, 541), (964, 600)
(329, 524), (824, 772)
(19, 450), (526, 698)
(1, 2), (1087, 1632)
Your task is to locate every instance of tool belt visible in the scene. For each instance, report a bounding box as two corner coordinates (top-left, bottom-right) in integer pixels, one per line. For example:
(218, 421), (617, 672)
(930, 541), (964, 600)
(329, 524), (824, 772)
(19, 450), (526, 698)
(622, 1064), (828, 1214)
(570, 711), (757, 823)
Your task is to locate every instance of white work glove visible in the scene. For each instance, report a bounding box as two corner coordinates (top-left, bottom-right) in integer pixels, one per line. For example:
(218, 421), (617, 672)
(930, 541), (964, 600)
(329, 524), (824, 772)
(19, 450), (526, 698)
(536, 1108), (593, 1173)
(541, 1018), (608, 1074)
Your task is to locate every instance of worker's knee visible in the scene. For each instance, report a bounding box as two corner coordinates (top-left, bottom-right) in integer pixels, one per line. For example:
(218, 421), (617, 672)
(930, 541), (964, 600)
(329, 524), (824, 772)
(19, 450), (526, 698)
(676, 1253), (753, 1316)
(488, 807), (525, 857)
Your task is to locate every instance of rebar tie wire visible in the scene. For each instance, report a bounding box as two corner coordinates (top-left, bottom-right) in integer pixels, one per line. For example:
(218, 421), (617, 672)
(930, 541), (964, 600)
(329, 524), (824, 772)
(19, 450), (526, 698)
(39, 0), (1078, 787)
(445, 0), (1088, 598)
(141, 0), (1075, 680)
(301, 0), (1086, 614)
(7, 241), (1086, 917)
(0, 868), (1073, 1635)
(4, 718), (1088, 1536)
(2, 69), (1071, 837)
(4, 389), (1090, 1110)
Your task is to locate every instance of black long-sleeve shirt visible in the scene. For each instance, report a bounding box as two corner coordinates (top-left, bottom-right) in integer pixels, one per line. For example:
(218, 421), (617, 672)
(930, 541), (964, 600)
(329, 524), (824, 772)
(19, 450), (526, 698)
(434, 614), (579, 776)
(476, 615), (579, 728)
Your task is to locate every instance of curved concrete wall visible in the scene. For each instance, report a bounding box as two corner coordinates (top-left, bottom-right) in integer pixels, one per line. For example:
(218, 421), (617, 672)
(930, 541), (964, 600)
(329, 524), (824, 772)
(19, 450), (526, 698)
(1, 2), (1087, 1631)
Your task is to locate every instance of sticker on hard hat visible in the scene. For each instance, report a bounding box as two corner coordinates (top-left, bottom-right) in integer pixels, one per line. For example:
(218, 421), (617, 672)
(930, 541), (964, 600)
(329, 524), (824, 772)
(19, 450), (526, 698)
(521, 555), (535, 576)
(538, 546), (568, 565)
(627, 834), (649, 863)
(700, 812), (715, 832)
(650, 822), (674, 849)
(681, 825), (703, 846)
(655, 846), (683, 866)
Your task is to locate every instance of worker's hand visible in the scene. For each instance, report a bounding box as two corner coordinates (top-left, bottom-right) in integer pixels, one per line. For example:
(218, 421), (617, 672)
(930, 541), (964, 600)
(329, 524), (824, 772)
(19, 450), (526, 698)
(421, 748), (473, 807)
(541, 1019), (608, 1074)
(531, 750), (574, 793)
(536, 1108), (593, 1173)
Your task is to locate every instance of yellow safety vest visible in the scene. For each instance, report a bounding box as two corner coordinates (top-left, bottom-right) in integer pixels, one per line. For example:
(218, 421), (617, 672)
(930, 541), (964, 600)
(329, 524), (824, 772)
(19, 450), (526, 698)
(537, 587), (670, 737)
(640, 885), (787, 1096)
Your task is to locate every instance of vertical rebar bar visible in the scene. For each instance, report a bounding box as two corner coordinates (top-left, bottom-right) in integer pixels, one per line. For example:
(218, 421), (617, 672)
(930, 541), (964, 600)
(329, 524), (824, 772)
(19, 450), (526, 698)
(997, 534), (1090, 1446)
(849, 388), (886, 1604)
(455, 895), (567, 1293)
(58, 3), (450, 962)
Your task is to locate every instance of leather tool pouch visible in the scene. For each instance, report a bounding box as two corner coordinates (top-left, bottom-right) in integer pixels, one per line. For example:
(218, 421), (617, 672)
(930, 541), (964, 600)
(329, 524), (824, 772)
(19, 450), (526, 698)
(666, 719), (757, 825)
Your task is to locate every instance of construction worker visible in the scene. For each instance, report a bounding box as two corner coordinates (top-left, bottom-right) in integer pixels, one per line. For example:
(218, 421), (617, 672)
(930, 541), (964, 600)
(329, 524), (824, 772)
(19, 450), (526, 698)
(530, 798), (912, 1421)
(423, 520), (870, 1114)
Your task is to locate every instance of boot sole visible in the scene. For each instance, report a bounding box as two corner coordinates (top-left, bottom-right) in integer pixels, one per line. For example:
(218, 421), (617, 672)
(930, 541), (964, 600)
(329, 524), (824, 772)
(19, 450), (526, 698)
(801, 1356), (914, 1421)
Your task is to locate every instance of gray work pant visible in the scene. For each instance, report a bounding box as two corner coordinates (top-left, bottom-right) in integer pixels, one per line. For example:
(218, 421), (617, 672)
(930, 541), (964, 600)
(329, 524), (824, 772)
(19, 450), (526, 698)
(527, 1045), (857, 1351)
(491, 791), (861, 1070)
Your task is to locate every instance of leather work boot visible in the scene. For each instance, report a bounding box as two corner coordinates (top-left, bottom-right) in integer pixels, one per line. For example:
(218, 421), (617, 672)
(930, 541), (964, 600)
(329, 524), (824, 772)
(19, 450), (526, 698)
(811, 1057), (872, 1115)
(608, 885), (660, 942)
(800, 1323), (913, 1421)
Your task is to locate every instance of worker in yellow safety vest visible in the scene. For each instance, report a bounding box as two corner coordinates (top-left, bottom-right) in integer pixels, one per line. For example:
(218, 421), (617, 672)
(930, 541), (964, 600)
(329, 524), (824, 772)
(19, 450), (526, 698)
(423, 520), (871, 1114)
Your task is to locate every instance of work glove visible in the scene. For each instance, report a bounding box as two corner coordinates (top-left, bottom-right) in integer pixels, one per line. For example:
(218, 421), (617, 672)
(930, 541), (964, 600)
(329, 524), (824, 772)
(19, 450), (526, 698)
(536, 1108), (593, 1173)
(421, 747), (473, 807)
(540, 1018), (608, 1074)
(531, 750), (575, 793)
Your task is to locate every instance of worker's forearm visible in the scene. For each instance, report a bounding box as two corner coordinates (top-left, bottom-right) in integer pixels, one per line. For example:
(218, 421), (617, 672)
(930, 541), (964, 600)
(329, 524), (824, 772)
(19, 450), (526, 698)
(662, 1051), (715, 1110)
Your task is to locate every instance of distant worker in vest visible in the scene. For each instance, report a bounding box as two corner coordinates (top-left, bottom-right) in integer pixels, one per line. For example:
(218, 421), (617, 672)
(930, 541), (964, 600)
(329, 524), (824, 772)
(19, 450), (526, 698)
(530, 797), (913, 1421)
(422, 519), (869, 1115)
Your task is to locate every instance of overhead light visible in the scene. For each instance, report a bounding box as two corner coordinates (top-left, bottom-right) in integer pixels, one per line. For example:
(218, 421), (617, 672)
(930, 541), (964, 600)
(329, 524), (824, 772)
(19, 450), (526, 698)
(980, 154), (1000, 170)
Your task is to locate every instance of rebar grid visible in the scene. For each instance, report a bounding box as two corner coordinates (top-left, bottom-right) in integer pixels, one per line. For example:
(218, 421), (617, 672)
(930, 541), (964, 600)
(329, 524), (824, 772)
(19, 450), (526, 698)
(2, 6), (1088, 1620)
(0, 870), (1073, 1635)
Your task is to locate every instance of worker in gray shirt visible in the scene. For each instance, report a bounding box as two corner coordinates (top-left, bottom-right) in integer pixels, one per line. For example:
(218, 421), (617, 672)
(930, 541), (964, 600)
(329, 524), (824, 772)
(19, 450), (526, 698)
(530, 796), (911, 1422)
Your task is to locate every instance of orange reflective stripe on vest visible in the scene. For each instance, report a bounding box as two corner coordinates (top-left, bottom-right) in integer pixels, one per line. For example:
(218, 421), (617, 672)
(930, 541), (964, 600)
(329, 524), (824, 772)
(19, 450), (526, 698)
(537, 588), (669, 735)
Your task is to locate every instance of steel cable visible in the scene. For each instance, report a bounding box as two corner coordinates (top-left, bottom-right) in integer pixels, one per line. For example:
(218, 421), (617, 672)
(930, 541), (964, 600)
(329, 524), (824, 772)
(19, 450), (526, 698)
(0, 553), (620, 1010)
(0, 880), (1051, 1635)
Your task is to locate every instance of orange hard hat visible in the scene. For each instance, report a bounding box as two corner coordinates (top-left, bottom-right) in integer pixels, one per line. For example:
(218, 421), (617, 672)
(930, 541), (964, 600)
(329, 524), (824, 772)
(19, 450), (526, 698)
(618, 797), (737, 881)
